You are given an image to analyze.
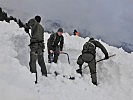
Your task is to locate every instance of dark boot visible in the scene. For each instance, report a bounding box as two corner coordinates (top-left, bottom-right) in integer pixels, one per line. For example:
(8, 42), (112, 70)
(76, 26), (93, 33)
(53, 53), (59, 63)
(38, 55), (47, 77)
(92, 82), (97, 86)
(76, 69), (82, 76)
(42, 73), (47, 77)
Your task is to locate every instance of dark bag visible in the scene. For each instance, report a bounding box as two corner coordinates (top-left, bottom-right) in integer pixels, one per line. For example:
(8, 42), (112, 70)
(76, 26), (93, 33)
(82, 41), (95, 54)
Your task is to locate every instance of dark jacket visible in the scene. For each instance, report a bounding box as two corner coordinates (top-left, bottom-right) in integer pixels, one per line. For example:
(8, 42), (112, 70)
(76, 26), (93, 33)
(47, 33), (64, 51)
(25, 18), (44, 43)
(82, 39), (108, 56)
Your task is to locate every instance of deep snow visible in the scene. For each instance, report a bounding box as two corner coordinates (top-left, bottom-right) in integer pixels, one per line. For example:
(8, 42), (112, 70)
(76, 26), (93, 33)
(0, 21), (133, 100)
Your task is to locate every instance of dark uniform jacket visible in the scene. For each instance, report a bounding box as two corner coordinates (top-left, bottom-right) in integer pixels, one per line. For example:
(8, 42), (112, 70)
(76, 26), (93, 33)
(26, 18), (44, 43)
(77, 39), (108, 64)
(82, 39), (108, 56)
(47, 33), (64, 51)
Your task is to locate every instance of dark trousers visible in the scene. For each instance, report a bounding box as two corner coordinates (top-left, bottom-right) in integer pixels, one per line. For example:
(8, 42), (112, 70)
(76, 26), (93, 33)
(48, 46), (59, 63)
(29, 43), (47, 76)
(77, 54), (97, 83)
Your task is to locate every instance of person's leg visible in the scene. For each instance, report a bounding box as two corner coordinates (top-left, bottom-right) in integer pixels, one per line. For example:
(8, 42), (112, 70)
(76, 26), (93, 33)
(38, 53), (47, 77)
(53, 53), (59, 63)
(88, 59), (97, 85)
(76, 64), (83, 76)
(47, 48), (54, 63)
(29, 51), (37, 73)
(37, 44), (47, 76)
(53, 47), (59, 63)
(76, 55), (84, 76)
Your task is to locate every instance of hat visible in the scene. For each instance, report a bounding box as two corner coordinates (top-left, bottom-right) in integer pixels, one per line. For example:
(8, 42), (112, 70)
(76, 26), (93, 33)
(57, 28), (63, 33)
(74, 29), (77, 33)
(89, 37), (94, 41)
(35, 15), (41, 23)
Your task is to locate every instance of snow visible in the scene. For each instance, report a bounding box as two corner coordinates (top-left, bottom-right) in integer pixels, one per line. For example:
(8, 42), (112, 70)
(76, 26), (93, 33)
(0, 21), (133, 100)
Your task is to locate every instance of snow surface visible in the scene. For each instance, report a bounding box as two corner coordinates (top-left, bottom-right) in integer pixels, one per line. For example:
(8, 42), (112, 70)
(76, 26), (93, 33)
(0, 21), (133, 100)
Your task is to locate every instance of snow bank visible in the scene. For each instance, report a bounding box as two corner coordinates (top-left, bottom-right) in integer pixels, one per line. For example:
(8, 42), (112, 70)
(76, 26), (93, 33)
(0, 21), (39, 100)
(0, 21), (133, 100)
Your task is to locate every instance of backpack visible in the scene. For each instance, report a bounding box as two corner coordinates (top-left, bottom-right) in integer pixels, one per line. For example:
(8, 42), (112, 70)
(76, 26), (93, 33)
(82, 41), (95, 53)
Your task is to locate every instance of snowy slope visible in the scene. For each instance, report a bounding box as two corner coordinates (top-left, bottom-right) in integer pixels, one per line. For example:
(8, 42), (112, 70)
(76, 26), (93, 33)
(0, 21), (133, 100)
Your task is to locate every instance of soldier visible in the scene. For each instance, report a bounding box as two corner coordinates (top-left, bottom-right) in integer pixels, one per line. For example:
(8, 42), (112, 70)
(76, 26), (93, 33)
(76, 38), (109, 85)
(47, 28), (64, 63)
(25, 16), (47, 77)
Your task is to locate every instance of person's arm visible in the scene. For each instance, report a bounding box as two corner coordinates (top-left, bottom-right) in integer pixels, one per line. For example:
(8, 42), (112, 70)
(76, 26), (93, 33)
(18, 19), (24, 28)
(48, 34), (55, 51)
(24, 23), (30, 33)
(59, 36), (64, 51)
(24, 19), (36, 33)
(95, 41), (109, 59)
(27, 19), (36, 27)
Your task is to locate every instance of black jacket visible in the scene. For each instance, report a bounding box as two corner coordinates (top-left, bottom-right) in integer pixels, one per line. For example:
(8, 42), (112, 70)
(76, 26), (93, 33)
(47, 33), (64, 51)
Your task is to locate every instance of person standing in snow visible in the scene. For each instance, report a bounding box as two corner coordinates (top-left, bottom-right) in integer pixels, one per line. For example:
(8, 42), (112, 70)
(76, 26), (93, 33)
(76, 38), (109, 85)
(24, 16), (47, 77)
(47, 28), (64, 63)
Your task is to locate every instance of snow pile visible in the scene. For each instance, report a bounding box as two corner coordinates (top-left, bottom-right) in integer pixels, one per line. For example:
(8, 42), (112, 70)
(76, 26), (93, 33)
(0, 21), (38, 100)
(0, 21), (133, 100)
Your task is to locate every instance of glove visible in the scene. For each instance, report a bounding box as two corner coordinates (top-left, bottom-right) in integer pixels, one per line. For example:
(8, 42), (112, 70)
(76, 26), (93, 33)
(24, 27), (29, 33)
(104, 54), (109, 59)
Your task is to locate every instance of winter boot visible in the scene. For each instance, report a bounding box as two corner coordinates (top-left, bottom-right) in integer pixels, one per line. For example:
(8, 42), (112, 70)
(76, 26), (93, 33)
(92, 82), (97, 86)
(76, 69), (82, 76)
(42, 73), (47, 77)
